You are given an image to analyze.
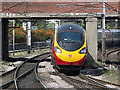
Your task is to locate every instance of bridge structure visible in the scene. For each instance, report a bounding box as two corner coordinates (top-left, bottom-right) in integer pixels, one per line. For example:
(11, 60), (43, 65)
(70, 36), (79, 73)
(0, 2), (119, 63)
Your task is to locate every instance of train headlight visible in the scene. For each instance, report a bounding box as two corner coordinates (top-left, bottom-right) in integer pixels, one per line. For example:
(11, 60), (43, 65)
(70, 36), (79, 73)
(79, 47), (86, 54)
(55, 47), (62, 53)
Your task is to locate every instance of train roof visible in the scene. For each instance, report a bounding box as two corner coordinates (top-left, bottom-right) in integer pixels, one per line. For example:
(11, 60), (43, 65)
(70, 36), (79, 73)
(57, 23), (85, 34)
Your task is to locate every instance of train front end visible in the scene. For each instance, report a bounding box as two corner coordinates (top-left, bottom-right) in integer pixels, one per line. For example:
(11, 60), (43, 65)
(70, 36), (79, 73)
(52, 23), (87, 70)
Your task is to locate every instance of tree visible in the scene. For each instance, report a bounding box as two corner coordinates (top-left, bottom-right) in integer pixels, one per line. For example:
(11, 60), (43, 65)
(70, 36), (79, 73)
(37, 21), (47, 30)
(8, 27), (27, 43)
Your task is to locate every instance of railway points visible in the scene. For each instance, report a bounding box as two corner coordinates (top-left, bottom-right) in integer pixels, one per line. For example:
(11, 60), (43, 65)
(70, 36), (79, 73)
(1, 52), (51, 89)
(1, 50), (120, 89)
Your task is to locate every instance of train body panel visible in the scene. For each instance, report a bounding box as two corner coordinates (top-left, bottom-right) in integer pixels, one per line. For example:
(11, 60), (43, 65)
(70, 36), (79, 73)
(51, 23), (87, 70)
(98, 29), (120, 49)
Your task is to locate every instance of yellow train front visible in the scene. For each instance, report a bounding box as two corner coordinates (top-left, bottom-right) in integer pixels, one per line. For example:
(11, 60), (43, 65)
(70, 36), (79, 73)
(51, 23), (87, 71)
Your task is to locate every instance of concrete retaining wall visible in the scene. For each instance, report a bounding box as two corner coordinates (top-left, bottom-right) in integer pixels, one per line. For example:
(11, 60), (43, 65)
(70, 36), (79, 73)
(86, 18), (98, 62)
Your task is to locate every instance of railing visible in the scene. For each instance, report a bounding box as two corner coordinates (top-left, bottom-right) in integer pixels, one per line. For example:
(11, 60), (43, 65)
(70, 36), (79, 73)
(9, 41), (50, 52)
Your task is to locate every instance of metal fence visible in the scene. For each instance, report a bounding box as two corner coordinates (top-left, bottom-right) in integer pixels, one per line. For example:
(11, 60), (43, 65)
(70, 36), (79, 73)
(9, 41), (50, 51)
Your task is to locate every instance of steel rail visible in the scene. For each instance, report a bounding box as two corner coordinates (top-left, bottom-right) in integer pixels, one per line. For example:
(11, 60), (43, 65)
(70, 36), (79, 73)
(2, 68), (34, 89)
(106, 48), (120, 58)
(117, 51), (120, 59)
(14, 52), (51, 80)
(78, 74), (109, 88)
(0, 67), (17, 77)
(2, 80), (14, 89)
(14, 68), (35, 89)
(1, 68), (16, 89)
(106, 48), (120, 66)
(1, 52), (50, 89)
(57, 72), (82, 88)
(14, 52), (50, 89)
(54, 70), (107, 89)
(87, 75), (120, 87)
(34, 54), (51, 89)
(68, 75), (107, 88)
(14, 57), (33, 89)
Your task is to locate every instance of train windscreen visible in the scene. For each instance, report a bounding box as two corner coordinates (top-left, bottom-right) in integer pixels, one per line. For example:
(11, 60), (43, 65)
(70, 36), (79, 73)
(57, 30), (84, 51)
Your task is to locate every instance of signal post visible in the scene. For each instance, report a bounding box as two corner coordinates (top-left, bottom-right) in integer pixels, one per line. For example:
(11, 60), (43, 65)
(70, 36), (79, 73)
(27, 20), (31, 54)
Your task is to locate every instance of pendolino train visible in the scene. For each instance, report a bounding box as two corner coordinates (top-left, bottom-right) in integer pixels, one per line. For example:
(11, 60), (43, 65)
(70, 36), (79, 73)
(51, 23), (87, 71)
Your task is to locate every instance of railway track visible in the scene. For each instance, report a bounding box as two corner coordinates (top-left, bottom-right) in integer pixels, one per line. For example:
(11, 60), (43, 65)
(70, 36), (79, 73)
(1, 51), (120, 89)
(0, 68), (17, 89)
(54, 69), (120, 89)
(1, 52), (50, 89)
(106, 48), (120, 63)
(117, 52), (120, 59)
(55, 71), (106, 89)
(79, 73), (120, 89)
(105, 48), (120, 71)
(86, 75), (120, 88)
